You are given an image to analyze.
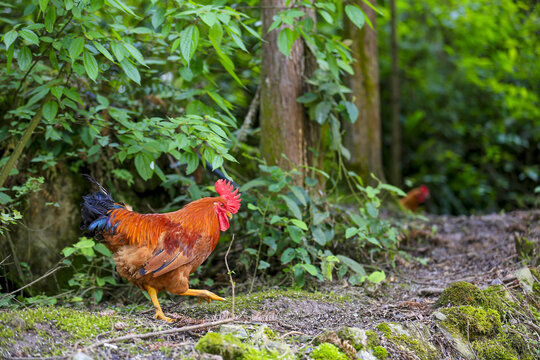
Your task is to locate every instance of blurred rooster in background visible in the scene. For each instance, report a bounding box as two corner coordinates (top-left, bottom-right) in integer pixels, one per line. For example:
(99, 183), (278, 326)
(400, 185), (430, 212)
(80, 176), (241, 322)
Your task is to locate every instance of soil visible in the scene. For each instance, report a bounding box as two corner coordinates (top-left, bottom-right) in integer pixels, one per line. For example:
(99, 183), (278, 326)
(1, 210), (539, 359)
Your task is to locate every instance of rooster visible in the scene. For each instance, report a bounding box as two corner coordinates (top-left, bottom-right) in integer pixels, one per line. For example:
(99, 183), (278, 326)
(80, 176), (241, 322)
(400, 185), (429, 212)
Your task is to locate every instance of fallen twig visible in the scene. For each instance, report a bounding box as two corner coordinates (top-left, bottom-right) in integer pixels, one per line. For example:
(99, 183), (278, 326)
(1, 261), (68, 300)
(80, 318), (235, 353)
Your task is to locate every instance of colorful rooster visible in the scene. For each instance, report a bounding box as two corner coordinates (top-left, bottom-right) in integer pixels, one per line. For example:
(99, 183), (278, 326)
(80, 176), (241, 322)
(400, 185), (430, 212)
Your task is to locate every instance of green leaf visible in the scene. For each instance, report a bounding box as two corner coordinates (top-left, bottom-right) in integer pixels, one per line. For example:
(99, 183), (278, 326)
(83, 49), (98, 81)
(290, 218), (308, 230)
(120, 58), (140, 84)
(19, 28), (39, 45)
(367, 271), (386, 284)
(302, 263), (319, 276)
(106, 0), (137, 17)
(3, 30), (17, 48)
(336, 255), (366, 276)
(288, 185), (307, 206)
(43, 101), (58, 122)
(93, 41), (114, 62)
(200, 12), (217, 27)
(45, 6), (56, 33)
(74, 239), (95, 249)
(0, 192), (13, 204)
(209, 23), (223, 49)
(379, 183), (407, 197)
(185, 152), (199, 175)
(39, 0), (49, 12)
(312, 227), (327, 246)
(345, 5), (366, 30)
(287, 226), (304, 243)
(123, 43), (146, 66)
(62, 246), (77, 257)
(320, 10), (333, 24)
(343, 101), (358, 123)
(279, 194), (302, 219)
(314, 101), (332, 124)
(277, 28), (296, 57)
(94, 243), (112, 256)
(152, 7), (165, 29)
(345, 227), (359, 239)
(258, 260), (270, 270)
(281, 248), (295, 264)
(134, 153), (154, 180)
(69, 37), (85, 62)
(297, 92), (317, 104)
(365, 202), (379, 218)
(111, 42), (127, 62)
(180, 25), (199, 65)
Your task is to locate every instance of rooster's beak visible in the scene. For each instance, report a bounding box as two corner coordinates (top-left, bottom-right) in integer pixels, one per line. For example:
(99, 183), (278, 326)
(226, 212), (232, 219)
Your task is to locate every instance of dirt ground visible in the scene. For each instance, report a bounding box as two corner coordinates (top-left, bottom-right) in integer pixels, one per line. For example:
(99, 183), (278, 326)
(1, 210), (539, 359)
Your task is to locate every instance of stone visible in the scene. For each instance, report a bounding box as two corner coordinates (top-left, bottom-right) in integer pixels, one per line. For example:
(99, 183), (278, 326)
(72, 352), (93, 360)
(219, 324), (248, 339)
(515, 267), (534, 292)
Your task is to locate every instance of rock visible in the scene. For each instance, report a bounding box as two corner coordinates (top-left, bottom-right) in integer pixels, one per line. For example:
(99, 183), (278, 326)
(264, 340), (291, 357)
(515, 267), (534, 292)
(376, 322), (439, 360)
(251, 324), (274, 345)
(195, 332), (244, 360)
(10, 316), (26, 329)
(432, 311), (447, 321)
(72, 352), (93, 360)
(337, 326), (368, 350)
(357, 349), (378, 360)
(439, 328), (475, 360)
(219, 324), (248, 339)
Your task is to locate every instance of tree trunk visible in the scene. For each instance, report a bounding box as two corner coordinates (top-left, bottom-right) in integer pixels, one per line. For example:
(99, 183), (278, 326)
(260, 0), (309, 181)
(389, 0), (402, 186)
(343, 0), (386, 183)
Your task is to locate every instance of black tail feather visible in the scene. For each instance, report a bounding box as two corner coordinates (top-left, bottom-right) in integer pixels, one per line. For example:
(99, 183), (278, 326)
(80, 176), (117, 234)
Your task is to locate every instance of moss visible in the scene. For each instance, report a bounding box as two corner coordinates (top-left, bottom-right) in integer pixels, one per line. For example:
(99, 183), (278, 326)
(204, 288), (351, 314)
(376, 323), (391, 336)
(337, 327), (366, 350)
(472, 339), (518, 360)
(436, 281), (487, 308)
(195, 332), (245, 360)
(195, 331), (289, 360)
(441, 306), (501, 341)
(372, 346), (389, 360)
(481, 286), (507, 315)
(310, 343), (348, 360)
(365, 330), (380, 348)
(0, 306), (114, 341)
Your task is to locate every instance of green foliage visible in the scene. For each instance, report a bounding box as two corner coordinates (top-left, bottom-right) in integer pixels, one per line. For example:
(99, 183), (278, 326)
(0, 177), (43, 235)
(235, 161), (400, 287)
(379, 0), (540, 213)
(310, 343), (348, 360)
(61, 237), (118, 304)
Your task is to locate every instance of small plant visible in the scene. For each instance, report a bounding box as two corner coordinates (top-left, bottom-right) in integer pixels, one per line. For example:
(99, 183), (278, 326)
(61, 237), (118, 304)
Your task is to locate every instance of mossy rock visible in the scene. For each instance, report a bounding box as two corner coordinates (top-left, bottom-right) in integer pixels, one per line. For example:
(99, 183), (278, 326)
(310, 343), (348, 360)
(436, 281), (487, 308)
(472, 339), (519, 360)
(375, 322), (439, 360)
(441, 306), (501, 341)
(195, 331), (292, 360)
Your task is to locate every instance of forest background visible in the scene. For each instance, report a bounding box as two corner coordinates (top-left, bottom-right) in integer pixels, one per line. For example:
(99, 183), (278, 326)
(0, 0), (538, 305)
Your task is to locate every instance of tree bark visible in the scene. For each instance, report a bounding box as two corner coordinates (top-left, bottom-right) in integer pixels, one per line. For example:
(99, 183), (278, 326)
(390, 0), (402, 186)
(260, 0), (309, 181)
(343, 0), (386, 183)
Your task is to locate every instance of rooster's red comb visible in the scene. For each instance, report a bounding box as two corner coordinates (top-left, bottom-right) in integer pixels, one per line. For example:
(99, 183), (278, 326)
(215, 179), (241, 214)
(420, 185), (430, 196)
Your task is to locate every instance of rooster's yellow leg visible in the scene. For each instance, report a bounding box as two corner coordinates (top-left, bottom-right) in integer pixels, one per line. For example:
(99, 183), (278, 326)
(179, 289), (225, 302)
(146, 285), (175, 322)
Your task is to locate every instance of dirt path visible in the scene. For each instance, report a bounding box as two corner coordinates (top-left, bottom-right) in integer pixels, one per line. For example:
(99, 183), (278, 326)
(1, 211), (539, 359)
